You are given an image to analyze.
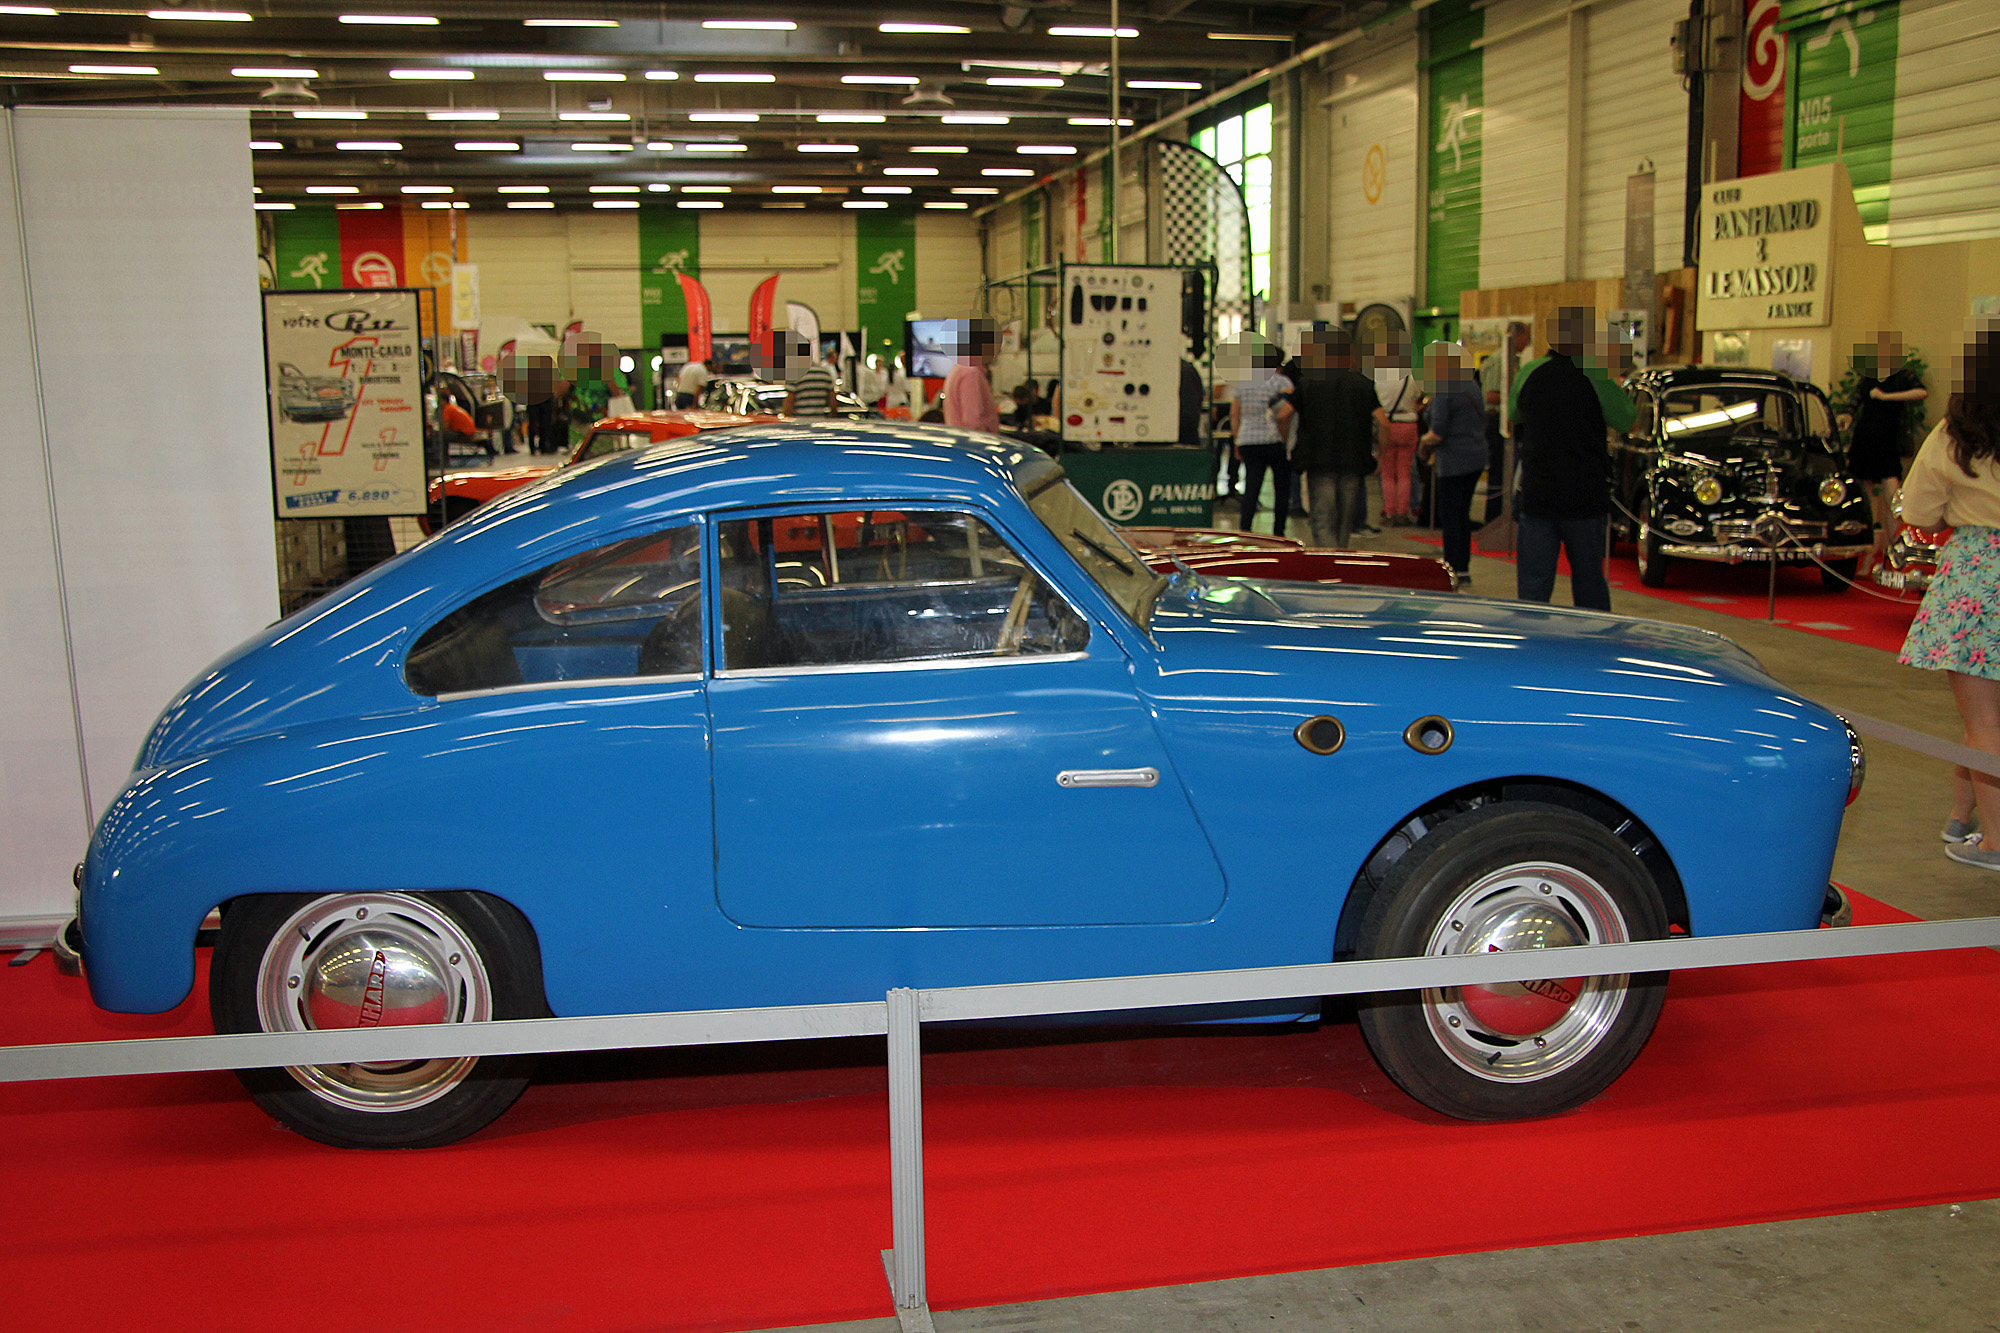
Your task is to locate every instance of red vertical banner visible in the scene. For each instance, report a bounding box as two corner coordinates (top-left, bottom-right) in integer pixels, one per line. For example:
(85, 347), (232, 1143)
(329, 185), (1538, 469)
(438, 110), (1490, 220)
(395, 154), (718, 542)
(748, 273), (780, 362)
(338, 205), (405, 287)
(1739, 0), (1787, 177)
(677, 272), (713, 363)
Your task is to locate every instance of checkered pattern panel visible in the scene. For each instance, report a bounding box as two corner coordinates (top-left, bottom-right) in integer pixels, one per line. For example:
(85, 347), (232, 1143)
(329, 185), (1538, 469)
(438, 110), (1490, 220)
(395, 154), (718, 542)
(1157, 140), (1254, 334)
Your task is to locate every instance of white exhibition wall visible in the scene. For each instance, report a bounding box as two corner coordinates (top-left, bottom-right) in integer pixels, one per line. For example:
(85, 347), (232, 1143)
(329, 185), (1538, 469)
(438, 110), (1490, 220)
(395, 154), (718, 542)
(0, 107), (277, 927)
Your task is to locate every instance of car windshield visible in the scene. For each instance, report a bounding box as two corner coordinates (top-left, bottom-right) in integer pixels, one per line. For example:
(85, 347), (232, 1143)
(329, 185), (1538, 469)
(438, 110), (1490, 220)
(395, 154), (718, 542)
(1659, 387), (1802, 455)
(578, 429), (651, 462)
(1015, 457), (1169, 625)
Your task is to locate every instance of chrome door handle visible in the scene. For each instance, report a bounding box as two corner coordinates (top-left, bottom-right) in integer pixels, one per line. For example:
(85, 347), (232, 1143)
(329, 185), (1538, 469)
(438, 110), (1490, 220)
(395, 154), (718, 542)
(1056, 767), (1159, 788)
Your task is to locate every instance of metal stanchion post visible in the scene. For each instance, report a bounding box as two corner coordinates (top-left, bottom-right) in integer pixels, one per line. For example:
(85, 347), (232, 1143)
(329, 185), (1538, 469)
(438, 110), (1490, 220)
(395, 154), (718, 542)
(882, 986), (935, 1331)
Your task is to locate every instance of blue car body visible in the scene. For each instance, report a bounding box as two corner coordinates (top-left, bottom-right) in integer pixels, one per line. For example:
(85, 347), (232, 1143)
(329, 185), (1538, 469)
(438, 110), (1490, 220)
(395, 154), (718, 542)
(79, 422), (1853, 1019)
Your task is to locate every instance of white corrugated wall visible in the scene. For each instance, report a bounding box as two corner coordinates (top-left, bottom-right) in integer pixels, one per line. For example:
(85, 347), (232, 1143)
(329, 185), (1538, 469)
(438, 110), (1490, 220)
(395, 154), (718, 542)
(1479, 0), (1572, 288)
(1579, 0), (1688, 278)
(1888, 0), (2000, 245)
(1326, 29), (1420, 309)
(698, 211), (852, 333)
(563, 212), (641, 345)
(464, 211), (576, 335)
(915, 211), (983, 316)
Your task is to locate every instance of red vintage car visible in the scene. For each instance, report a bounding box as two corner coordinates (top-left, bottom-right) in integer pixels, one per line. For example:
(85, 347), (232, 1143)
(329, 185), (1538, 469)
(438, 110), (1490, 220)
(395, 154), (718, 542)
(426, 409), (779, 527)
(1122, 527), (1458, 593)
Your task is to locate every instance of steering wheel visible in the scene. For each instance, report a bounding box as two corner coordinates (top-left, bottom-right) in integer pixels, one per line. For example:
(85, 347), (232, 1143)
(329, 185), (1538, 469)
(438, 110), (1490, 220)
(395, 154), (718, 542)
(994, 573), (1037, 654)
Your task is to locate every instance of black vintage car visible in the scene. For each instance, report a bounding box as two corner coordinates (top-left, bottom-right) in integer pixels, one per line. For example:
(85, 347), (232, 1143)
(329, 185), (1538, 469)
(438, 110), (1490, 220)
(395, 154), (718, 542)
(1611, 366), (1874, 590)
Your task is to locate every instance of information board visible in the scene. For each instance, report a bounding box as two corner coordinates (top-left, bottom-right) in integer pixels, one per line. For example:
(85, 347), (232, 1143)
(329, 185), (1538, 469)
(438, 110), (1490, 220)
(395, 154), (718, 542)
(265, 288), (429, 518)
(1060, 265), (1182, 444)
(1696, 163), (1838, 331)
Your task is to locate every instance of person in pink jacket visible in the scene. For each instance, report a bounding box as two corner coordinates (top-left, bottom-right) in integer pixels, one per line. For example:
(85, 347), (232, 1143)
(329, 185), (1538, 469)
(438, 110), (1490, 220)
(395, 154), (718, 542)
(943, 320), (1001, 434)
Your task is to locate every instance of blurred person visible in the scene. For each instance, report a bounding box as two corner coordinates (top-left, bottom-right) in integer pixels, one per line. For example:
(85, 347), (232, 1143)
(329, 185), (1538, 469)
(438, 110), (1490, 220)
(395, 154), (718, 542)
(942, 320), (1000, 433)
(605, 373), (635, 419)
(1371, 332), (1421, 524)
(1179, 358), (1204, 447)
(1849, 329), (1930, 575)
(1288, 328), (1387, 549)
(1480, 320), (1533, 521)
(781, 334), (839, 418)
(1229, 337), (1292, 536)
(675, 356), (710, 409)
(1897, 320), (2000, 865)
(1417, 342), (1487, 587)
(1509, 307), (1635, 611)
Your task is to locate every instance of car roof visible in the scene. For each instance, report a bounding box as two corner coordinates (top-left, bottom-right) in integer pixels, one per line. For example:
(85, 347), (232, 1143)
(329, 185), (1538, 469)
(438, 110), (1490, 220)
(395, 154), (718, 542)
(455, 421), (1045, 540)
(1629, 365), (1811, 392)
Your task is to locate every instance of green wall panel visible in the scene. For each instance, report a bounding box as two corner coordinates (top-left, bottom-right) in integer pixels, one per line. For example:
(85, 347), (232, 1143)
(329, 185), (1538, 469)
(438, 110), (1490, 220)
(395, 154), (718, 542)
(1425, 0), (1484, 314)
(1785, 0), (1900, 231)
(639, 203), (702, 347)
(271, 206), (341, 290)
(855, 208), (918, 361)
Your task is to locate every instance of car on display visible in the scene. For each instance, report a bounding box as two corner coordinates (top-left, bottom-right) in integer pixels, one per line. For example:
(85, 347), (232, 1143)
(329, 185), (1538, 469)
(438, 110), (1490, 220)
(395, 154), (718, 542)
(275, 362), (356, 423)
(1873, 517), (1945, 593)
(425, 409), (778, 527)
(1612, 366), (1874, 590)
(1121, 526), (1457, 593)
(698, 375), (878, 419)
(72, 421), (1861, 1149)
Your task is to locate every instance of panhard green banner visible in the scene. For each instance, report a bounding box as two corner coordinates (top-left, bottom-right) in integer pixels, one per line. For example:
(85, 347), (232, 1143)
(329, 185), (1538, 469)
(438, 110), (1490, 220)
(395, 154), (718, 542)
(1784, 0), (1899, 233)
(639, 203), (702, 348)
(1059, 447), (1215, 526)
(855, 209), (918, 361)
(271, 205), (341, 290)
(1424, 0), (1484, 314)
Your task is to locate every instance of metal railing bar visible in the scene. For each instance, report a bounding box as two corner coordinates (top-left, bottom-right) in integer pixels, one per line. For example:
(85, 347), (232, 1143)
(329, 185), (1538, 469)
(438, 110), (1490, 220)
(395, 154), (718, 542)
(4, 919), (1996, 1086)
(0, 999), (888, 1085)
(917, 917), (2000, 1023)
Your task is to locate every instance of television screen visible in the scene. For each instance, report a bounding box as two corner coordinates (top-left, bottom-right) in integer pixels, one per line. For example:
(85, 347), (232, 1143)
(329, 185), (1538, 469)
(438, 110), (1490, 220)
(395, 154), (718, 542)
(906, 318), (966, 379)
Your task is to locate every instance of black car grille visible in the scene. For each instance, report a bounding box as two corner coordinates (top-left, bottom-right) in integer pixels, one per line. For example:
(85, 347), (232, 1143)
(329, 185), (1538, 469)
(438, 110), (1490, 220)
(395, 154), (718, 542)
(1714, 518), (1826, 542)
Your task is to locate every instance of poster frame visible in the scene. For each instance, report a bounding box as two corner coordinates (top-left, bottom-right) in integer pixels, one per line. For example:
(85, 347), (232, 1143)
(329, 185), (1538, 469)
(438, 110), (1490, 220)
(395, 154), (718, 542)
(263, 286), (436, 522)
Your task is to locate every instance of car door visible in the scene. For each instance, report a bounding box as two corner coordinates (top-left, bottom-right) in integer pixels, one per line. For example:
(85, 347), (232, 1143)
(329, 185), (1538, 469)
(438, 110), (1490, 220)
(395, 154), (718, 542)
(704, 504), (1228, 928)
(396, 520), (716, 1015)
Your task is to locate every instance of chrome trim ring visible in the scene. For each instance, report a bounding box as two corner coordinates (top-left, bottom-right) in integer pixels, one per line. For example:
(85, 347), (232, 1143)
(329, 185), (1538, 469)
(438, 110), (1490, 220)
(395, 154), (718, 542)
(1419, 861), (1632, 1084)
(254, 893), (491, 1114)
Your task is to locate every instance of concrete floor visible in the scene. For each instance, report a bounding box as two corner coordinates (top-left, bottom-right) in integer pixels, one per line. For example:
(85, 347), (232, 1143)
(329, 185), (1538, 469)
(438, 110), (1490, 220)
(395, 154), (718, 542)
(752, 478), (1999, 1333)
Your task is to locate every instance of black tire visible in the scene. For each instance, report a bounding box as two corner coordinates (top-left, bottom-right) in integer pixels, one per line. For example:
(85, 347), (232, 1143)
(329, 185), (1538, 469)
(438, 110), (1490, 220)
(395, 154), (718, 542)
(211, 891), (545, 1149)
(1637, 516), (1670, 587)
(1353, 802), (1669, 1121)
(1821, 557), (1858, 592)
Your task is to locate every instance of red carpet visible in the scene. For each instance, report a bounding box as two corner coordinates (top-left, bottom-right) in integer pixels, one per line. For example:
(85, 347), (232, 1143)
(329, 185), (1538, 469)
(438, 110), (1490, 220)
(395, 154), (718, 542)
(1408, 530), (1924, 653)
(3, 892), (1998, 1331)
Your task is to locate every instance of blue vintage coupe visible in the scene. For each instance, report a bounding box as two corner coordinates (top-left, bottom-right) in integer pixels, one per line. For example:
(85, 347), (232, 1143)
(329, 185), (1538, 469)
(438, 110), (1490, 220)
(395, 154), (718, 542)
(74, 422), (1861, 1148)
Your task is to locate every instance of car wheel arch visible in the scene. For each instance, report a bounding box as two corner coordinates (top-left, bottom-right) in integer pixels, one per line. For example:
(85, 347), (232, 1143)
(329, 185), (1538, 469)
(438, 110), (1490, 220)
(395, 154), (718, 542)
(1332, 777), (1690, 964)
(212, 886), (552, 1008)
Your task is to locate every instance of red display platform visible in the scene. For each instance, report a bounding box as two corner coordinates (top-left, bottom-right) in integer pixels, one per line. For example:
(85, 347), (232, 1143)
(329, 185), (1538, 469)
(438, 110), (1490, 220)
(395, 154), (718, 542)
(2, 893), (1996, 1332)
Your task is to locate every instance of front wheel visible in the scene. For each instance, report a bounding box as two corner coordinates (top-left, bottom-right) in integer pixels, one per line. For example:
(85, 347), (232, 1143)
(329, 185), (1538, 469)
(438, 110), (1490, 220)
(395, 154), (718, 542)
(210, 891), (545, 1149)
(1354, 803), (1669, 1121)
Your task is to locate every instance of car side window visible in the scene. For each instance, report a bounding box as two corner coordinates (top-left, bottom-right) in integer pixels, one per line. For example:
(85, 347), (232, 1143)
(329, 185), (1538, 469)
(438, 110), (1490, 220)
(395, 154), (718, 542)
(405, 524), (702, 697)
(713, 509), (1089, 672)
(1804, 389), (1835, 441)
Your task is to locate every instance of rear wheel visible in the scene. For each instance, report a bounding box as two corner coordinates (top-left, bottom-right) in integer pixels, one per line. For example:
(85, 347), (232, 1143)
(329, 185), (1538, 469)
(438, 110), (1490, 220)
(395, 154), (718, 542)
(1354, 803), (1670, 1120)
(211, 891), (544, 1149)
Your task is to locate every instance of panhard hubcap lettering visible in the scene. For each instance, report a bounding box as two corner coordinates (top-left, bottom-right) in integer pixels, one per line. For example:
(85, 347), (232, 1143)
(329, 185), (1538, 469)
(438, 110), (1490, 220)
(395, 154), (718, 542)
(256, 893), (490, 1114)
(1421, 862), (1631, 1083)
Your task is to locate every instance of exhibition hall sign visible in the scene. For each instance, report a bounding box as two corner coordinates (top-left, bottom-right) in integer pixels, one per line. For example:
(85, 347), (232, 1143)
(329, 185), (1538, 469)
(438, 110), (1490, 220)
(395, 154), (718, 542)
(1697, 162), (1840, 330)
(264, 288), (428, 518)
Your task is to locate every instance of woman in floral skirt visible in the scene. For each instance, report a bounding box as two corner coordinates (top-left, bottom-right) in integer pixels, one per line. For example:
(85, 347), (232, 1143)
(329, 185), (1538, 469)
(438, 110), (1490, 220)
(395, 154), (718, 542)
(1899, 319), (2000, 867)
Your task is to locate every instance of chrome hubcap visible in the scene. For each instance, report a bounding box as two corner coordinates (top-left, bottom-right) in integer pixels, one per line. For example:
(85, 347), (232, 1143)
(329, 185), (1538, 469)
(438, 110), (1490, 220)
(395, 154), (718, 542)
(1421, 862), (1631, 1083)
(255, 893), (490, 1113)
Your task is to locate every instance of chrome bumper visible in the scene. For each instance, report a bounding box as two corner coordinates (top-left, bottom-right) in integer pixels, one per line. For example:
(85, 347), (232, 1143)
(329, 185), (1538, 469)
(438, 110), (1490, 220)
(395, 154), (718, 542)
(1658, 540), (1872, 565)
(1873, 566), (1933, 592)
(52, 915), (82, 976)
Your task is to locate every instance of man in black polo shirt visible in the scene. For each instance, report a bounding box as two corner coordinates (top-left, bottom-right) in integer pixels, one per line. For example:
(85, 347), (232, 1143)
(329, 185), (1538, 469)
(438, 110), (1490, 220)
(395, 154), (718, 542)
(1286, 328), (1387, 549)
(1510, 307), (1635, 611)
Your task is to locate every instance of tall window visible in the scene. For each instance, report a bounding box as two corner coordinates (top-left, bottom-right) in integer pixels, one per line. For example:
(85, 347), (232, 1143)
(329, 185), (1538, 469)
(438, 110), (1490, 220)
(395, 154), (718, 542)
(1192, 102), (1272, 308)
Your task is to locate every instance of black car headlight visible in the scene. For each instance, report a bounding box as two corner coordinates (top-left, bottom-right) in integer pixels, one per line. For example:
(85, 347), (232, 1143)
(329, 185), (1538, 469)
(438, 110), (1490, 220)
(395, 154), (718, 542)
(1819, 477), (1848, 506)
(1691, 474), (1724, 506)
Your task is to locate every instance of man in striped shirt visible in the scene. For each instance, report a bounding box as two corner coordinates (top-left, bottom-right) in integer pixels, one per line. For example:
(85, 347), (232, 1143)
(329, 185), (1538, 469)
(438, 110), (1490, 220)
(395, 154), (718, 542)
(782, 334), (840, 417)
